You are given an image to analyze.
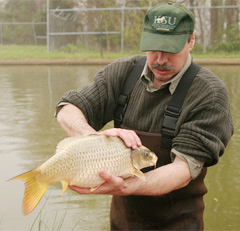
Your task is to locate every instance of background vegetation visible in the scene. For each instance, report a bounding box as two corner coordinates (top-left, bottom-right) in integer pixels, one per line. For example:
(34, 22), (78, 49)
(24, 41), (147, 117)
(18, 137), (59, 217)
(0, 0), (240, 56)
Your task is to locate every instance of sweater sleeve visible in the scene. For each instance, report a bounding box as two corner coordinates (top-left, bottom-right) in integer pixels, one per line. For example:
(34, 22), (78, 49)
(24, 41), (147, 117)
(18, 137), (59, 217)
(172, 68), (234, 167)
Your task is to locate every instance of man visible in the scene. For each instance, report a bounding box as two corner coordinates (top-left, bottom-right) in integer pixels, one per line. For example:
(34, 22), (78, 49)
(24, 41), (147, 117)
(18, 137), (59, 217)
(56, 2), (233, 230)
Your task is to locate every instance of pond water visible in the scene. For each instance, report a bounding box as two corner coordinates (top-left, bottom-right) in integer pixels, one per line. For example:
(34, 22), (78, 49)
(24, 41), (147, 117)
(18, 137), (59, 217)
(0, 63), (239, 230)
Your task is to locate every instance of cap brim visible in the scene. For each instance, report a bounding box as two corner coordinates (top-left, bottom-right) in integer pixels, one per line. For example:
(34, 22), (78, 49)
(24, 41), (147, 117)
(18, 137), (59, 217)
(140, 31), (188, 53)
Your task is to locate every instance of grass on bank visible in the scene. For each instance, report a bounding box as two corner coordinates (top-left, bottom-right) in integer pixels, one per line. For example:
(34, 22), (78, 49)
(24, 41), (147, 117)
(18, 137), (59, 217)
(0, 45), (129, 60)
(1, 44), (240, 60)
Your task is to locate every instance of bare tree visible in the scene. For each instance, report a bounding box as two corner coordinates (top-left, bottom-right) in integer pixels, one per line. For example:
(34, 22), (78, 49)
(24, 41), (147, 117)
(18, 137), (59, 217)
(210, 0), (224, 46)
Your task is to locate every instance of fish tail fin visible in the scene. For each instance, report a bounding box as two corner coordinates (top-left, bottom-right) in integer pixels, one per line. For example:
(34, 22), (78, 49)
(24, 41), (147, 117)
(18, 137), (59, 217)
(9, 168), (49, 215)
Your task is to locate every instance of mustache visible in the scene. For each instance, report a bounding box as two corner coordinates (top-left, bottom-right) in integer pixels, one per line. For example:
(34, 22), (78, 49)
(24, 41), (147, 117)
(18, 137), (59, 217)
(151, 63), (175, 71)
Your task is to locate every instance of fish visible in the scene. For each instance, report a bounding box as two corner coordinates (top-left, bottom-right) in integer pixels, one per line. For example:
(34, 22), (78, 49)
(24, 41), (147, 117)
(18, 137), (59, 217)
(9, 134), (157, 215)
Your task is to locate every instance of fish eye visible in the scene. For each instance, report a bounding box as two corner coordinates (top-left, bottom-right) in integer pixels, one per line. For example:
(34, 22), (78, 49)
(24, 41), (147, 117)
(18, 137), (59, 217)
(144, 150), (149, 156)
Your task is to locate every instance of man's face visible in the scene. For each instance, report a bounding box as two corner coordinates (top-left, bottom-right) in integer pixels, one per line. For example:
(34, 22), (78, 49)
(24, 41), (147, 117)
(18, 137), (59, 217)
(146, 32), (195, 88)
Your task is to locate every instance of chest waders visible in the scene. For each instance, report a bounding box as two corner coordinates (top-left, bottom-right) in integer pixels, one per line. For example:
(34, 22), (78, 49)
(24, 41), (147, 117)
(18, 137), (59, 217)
(112, 57), (207, 230)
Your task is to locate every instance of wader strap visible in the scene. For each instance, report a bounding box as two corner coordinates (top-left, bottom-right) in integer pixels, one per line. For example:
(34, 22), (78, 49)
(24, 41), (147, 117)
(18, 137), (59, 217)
(161, 62), (201, 150)
(114, 56), (147, 128)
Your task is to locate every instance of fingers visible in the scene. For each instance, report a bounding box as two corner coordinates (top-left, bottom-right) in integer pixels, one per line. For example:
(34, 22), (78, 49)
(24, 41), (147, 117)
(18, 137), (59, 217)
(68, 185), (92, 194)
(98, 169), (123, 187)
(98, 168), (112, 181)
(100, 128), (142, 149)
(69, 169), (127, 196)
(97, 169), (126, 193)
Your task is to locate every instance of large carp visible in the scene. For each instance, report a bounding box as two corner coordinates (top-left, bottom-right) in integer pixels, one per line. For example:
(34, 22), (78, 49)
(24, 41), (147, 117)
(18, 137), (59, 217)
(9, 134), (157, 215)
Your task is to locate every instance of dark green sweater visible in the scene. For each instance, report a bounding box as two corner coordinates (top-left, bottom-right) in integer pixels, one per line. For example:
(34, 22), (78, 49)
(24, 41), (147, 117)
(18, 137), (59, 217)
(57, 55), (234, 167)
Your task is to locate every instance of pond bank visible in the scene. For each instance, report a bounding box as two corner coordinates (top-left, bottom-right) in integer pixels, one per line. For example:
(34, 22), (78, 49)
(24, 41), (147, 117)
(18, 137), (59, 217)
(0, 58), (240, 65)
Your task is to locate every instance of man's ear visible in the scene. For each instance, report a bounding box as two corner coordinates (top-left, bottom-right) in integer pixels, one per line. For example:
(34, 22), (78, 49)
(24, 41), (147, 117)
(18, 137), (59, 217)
(189, 30), (196, 51)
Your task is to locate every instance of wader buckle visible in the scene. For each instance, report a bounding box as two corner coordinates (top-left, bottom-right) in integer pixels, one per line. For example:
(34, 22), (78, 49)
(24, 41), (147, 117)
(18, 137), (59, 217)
(162, 105), (181, 137)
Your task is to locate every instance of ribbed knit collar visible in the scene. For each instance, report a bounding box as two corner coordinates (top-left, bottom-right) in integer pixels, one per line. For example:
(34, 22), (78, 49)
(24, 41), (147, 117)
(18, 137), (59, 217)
(140, 54), (192, 95)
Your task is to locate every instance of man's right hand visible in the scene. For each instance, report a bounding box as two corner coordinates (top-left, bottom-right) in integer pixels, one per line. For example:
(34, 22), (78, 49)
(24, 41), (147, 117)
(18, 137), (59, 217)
(100, 128), (142, 149)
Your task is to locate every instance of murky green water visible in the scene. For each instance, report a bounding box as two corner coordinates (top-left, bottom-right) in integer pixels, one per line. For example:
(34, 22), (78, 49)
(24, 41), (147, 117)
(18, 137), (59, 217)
(0, 64), (239, 230)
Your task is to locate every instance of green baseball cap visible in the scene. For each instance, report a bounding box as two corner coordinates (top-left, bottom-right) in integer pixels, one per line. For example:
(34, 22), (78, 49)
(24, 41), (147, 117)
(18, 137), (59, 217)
(140, 2), (195, 53)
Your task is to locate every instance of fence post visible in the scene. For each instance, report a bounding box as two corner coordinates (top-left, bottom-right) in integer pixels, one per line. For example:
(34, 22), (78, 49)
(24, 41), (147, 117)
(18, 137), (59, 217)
(47, 0), (50, 52)
(32, 21), (37, 45)
(100, 15), (103, 58)
(203, 4), (207, 53)
(0, 22), (2, 44)
(121, 0), (126, 52)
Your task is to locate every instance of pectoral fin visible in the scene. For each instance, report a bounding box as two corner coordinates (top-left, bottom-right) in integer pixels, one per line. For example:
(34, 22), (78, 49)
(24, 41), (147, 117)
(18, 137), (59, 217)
(61, 181), (69, 197)
(133, 169), (145, 181)
(90, 185), (100, 192)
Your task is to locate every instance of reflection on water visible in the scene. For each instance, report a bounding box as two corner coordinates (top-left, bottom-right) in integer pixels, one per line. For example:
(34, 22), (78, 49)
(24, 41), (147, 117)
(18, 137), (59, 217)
(0, 64), (239, 230)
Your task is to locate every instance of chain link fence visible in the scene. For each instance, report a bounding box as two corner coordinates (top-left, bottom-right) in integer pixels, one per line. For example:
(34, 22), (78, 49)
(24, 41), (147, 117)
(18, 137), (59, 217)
(0, 0), (239, 53)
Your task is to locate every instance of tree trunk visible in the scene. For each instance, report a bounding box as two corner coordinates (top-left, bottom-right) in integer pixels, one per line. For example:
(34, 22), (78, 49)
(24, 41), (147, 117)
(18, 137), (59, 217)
(210, 0), (224, 46)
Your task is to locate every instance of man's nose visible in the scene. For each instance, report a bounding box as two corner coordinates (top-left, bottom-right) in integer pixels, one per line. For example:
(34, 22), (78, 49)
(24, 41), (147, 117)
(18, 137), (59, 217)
(156, 52), (168, 64)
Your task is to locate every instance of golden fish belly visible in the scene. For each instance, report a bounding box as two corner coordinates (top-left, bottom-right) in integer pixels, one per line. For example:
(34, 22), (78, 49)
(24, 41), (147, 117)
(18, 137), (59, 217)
(39, 135), (134, 188)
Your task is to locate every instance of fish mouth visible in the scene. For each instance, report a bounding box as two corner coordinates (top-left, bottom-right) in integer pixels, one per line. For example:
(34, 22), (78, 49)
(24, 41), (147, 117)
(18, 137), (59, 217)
(152, 153), (158, 169)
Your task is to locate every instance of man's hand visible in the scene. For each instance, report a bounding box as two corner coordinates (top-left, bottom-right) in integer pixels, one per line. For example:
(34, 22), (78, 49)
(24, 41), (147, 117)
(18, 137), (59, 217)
(100, 128), (142, 149)
(69, 169), (129, 196)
